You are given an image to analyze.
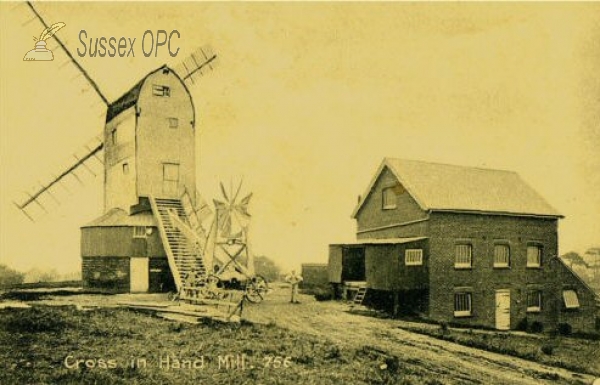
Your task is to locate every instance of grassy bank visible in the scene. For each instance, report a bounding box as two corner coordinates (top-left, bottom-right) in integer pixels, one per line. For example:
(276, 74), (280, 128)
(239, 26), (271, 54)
(1, 306), (452, 385)
(397, 323), (600, 377)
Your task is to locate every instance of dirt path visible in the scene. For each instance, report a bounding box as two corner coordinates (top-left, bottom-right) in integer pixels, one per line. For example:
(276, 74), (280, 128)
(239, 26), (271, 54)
(244, 288), (595, 385)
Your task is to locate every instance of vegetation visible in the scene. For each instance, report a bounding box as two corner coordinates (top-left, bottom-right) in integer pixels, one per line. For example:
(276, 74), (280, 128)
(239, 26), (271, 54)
(0, 264), (25, 287)
(397, 323), (600, 377)
(253, 255), (282, 282)
(0, 306), (459, 385)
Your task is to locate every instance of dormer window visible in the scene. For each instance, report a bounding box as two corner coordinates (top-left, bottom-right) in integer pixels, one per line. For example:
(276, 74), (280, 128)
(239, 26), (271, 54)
(382, 187), (397, 210)
(152, 85), (170, 97)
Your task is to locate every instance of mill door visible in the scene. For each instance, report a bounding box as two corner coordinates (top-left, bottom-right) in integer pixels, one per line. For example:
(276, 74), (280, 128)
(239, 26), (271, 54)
(495, 289), (511, 330)
(130, 257), (149, 293)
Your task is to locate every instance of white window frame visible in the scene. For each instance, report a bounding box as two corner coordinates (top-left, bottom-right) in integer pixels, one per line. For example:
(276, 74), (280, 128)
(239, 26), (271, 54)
(454, 292), (472, 317)
(405, 249), (423, 266)
(152, 84), (171, 97)
(562, 290), (580, 309)
(526, 290), (542, 313)
(133, 226), (147, 238)
(493, 244), (510, 268)
(527, 245), (542, 268)
(454, 244), (472, 269)
(382, 187), (397, 210)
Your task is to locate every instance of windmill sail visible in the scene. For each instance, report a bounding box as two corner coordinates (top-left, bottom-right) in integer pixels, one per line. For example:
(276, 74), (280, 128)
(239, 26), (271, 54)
(173, 46), (218, 85)
(14, 135), (104, 221)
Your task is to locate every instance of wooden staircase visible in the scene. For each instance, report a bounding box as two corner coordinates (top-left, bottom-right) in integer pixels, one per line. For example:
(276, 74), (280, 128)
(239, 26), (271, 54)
(149, 197), (207, 292)
(352, 287), (368, 306)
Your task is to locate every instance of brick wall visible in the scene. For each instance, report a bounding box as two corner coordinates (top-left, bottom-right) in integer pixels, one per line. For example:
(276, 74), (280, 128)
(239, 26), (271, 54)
(82, 256), (130, 292)
(427, 212), (560, 329)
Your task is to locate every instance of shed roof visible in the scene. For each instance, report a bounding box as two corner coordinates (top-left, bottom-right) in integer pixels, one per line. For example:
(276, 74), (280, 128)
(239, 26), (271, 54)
(331, 237), (428, 246)
(81, 208), (157, 228)
(352, 158), (562, 218)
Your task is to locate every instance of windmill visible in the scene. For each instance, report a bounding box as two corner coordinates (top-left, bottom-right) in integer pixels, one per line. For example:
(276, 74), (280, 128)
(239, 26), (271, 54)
(13, 2), (217, 295)
(202, 181), (269, 303)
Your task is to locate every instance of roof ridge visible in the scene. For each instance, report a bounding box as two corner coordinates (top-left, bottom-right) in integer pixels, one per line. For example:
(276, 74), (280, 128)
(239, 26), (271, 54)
(385, 157), (518, 174)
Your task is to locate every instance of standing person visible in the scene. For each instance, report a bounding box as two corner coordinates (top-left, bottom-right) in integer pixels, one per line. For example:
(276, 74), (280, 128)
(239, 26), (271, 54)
(285, 270), (303, 304)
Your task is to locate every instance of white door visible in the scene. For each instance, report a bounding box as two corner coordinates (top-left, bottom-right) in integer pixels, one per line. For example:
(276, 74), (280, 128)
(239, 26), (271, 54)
(130, 257), (149, 293)
(495, 289), (511, 330)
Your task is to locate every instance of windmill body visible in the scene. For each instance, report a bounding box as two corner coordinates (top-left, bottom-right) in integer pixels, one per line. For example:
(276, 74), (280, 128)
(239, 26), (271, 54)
(79, 65), (207, 293)
(103, 66), (196, 212)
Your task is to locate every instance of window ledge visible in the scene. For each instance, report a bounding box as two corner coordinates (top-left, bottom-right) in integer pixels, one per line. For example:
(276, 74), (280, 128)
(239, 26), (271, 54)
(526, 308), (541, 313)
(454, 266), (472, 270)
(493, 265), (510, 269)
(453, 312), (472, 318)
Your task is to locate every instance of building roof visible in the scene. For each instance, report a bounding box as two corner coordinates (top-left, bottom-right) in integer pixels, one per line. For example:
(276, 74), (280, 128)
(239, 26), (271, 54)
(331, 237), (428, 246)
(81, 208), (157, 228)
(105, 65), (194, 124)
(352, 158), (562, 218)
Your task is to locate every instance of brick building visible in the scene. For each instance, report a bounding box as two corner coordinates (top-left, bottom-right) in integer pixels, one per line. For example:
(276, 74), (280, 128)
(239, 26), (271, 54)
(329, 158), (598, 333)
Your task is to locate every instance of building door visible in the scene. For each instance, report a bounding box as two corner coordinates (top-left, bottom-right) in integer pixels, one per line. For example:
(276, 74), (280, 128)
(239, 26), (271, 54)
(130, 257), (149, 293)
(162, 163), (179, 197)
(495, 289), (511, 330)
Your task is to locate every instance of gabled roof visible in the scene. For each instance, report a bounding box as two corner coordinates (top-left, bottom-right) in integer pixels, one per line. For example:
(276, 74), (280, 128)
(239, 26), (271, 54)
(81, 208), (156, 228)
(352, 158), (562, 219)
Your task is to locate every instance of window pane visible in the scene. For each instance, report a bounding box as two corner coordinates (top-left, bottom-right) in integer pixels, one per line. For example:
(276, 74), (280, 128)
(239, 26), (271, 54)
(494, 244), (510, 267)
(455, 244), (472, 267)
(527, 246), (542, 267)
(163, 164), (179, 181)
(405, 249), (423, 266)
(168, 118), (179, 128)
(562, 290), (580, 309)
(382, 187), (396, 209)
(527, 291), (542, 312)
(454, 293), (472, 316)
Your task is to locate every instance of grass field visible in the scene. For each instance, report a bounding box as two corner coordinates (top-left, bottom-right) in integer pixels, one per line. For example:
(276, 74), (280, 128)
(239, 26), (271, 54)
(396, 322), (600, 377)
(0, 305), (451, 385)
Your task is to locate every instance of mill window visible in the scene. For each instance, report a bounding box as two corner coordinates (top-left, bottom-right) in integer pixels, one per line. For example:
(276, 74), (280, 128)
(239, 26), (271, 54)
(527, 290), (542, 312)
(122, 162), (129, 175)
(168, 117), (179, 128)
(454, 292), (472, 317)
(527, 245), (542, 268)
(111, 129), (117, 145)
(562, 290), (580, 309)
(382, 187), (397, 210)
(455, 243), (472, 269)
(493, 244), (510, 268)
(405, 249), (423, 266)
(152, 85), (170, 97)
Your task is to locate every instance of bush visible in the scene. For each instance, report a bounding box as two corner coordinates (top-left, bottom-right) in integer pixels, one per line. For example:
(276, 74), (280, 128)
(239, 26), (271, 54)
(540, 344), (554, 355)
(516, 318), (528, 331)
(596, 316), (600, 331)
(1, 306), (72, 333)
(557, 323), (572, 336)
(529, 321), (544, 334)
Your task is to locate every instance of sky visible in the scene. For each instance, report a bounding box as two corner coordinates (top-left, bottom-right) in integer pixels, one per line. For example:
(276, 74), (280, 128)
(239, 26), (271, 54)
(1, 2), (599, 274)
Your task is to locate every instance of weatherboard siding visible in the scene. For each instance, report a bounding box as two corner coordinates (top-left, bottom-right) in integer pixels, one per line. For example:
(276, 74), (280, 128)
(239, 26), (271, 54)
(136, 69), (196, 201)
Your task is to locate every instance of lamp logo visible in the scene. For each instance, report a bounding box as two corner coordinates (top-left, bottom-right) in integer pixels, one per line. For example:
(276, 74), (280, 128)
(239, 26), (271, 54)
(23, 22), (65, 61)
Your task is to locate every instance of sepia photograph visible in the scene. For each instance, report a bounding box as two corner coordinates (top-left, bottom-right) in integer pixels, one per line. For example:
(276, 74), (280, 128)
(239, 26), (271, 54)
(1, 1), (599, 384)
